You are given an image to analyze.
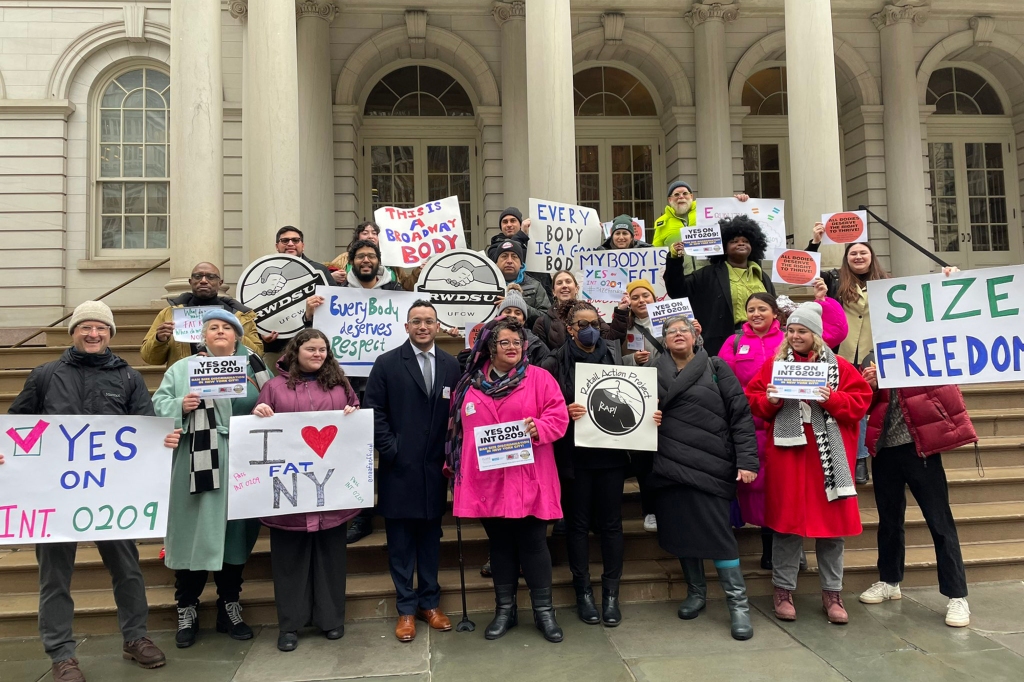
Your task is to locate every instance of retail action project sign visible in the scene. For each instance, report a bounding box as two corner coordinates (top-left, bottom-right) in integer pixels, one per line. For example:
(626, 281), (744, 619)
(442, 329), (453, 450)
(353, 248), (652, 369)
(573, 364), (658, 451)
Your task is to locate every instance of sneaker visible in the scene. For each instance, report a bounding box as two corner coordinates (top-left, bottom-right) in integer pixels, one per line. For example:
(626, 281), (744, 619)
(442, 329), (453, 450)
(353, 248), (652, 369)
(176, 603), (199, 648)
(859, 581), (901, 604)
(643, 514), (657, 532)
(122, 637), (166, 669)
(773, 586), (796, 621)
(346, 515), (373, 544)
(945, 598), (970, 627)
(217, 601), (254, 640)
(51, 658), (85, 682)
(822, 590), (849, 624)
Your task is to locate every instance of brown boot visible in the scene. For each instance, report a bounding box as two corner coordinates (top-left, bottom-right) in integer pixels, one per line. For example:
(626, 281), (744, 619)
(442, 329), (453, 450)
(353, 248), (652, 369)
(395, 615), (416, 642)
(52, 658), (85, 682)
(122, 637), (167, 669)
(822, 591), (849, 624)
(773, 586), (797, 621)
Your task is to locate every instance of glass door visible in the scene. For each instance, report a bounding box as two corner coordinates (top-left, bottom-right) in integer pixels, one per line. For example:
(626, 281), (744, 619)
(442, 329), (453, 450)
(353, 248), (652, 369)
(575, 139), (660, 243)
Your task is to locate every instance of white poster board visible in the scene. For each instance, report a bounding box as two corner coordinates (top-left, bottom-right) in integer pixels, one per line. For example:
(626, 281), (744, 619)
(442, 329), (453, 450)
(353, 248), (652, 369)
(227, 410), (375, 520)
(647, 297), (694, 338)
(187, 356), (248, 398)
(474, 420), (535, 471)
(171, 307), (216, 344)
(680, 224), (724, 257)
(413, 249), (505, 333)
(696, 197), (787, 252)
(771, 362), (828, 401)
(237, 254), (326, 338)
(527, 198), (602, 272)
(770, 249), (821, 287)
(821, 211), (869, 245)
(574, 364), (658, 451)
(374, 195), (466, 267)
(578, 247), (670, 322)
(0, 415), (174, 545)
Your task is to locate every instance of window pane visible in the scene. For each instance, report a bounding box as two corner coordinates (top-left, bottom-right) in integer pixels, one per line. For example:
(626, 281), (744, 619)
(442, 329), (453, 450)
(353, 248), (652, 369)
(933, 93), (957, 115)
(622, 85), (657, 116)
(100, 110), (120, 142)
(116, 70), (144, 91)
(579, 174), (600, 202)
(761, 172), (781, 198)
(428, 174), (448, 198)
(124, 216), (145, 248)
(124, 89), (144, 109)
(146, 69), (169, 92)
(451, 174), (470, 200)
(372, 176), (392, 203)
(147, 183), (168, 214)
(145, 89), (165, 108)
(449, 146), (470, 174)
(578, 95), (603, 116)
(124, 183), (145, 213)
(394, 175), (415, 204)
(954, 93), (980, 115)
(743, 145), (758, 172)
(986, 170), (1005, 196)
(991, 224), (1009, 251)
(393, 146), (414, 174)
(102, 217), (122, 248)
(929, 143), (954, 169)
(984, 143), (1003, 169)
(968, 197), (987, 223)
(147, 216), (168, 248)
(577, 146), (599, 173)
(935, 169), (956, 195)
(759, 93), (786, 115)
(574, 67), (603, 99)
(364, 83), (399, 116)
(100, 145), (121, 177)
(101, 183), (122, 214)
(744, 172), (760, 197)
(612, 173), (632, 200)
(419, 93), (445, 116)
(760, 145), (780, 171)
(427, 146), (448, 174)
(989, 198), (1006, 224)
(123, 110), (143, 142)
(102, 82), (125, 108)
(632, 145), (652, 172)
(974, 84), (1003, 115)
(971, 224), (989, 251)
(634, 173), (653, 201)
(935, 198), (957, 225)
(934, 223), (959, 252)
(393, 93), (418, 116)
(371, 146), (391, 173)
(145, 111), (166, 143)
(382, 65), (418, 95)
(145, 145), (166, 177)
(967, 170), (986, 195)
(604, 95), (630, 116)
(611, 146), (631, 172)
(440, 85), (473, 116)
(965, 143), (984, 169)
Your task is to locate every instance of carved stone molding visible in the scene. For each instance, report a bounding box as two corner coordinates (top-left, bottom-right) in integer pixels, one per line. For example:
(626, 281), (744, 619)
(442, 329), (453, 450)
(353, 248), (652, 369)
(601, 12), (625, 45)
(969, 16), (996, 47)
(405, 9), (427, 44)
(492, 1), (525, 28)
(296, 0), (338, 22)
(871, 1), (929, 30)
(123, 4), (146, 42)
(684, 2), (739, 29)
(228, 0), (247, 20)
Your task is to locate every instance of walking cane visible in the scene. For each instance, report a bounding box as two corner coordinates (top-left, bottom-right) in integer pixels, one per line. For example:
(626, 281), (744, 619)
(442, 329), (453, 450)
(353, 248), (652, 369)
(455, 517), (476, 632)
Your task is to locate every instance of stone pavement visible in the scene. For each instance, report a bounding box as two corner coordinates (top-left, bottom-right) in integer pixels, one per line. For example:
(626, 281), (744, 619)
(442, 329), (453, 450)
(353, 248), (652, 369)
(2, 581), (1022, 682)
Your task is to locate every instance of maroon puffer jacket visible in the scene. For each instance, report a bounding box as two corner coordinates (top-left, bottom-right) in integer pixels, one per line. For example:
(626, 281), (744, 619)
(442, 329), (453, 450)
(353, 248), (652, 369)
(866, 384), (977, 458)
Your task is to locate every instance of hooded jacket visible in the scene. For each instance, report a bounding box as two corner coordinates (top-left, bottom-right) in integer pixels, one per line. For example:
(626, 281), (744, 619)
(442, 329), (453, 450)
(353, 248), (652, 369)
(342, 270), (405, 291)
(140, 292), (263, 368)
(652, 203), (706, 277)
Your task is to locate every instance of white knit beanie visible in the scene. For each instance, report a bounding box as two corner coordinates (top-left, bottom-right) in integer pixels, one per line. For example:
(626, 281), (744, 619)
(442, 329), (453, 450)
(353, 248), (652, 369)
(67, 301), (116, 336)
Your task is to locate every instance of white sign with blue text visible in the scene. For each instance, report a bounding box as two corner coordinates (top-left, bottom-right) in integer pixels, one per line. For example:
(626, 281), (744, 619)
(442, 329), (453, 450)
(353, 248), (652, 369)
(527, 198), (603, 273)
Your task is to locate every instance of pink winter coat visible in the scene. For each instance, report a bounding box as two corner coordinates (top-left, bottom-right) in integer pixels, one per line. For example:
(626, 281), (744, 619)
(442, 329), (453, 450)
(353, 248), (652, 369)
(717, 297), (848, 526)
(452, 364), (569, 520)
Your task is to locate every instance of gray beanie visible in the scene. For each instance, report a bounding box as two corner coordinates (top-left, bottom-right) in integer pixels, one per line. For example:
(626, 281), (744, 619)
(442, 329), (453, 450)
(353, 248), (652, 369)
(68, 300), (116, 336)
(497, 285), (529, 318)
(786, 301), (823, 337)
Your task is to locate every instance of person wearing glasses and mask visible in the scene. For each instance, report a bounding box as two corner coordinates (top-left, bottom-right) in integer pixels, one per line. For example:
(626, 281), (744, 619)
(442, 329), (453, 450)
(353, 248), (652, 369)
(141, 261), (263, 368)
(652, 182), (750, 277)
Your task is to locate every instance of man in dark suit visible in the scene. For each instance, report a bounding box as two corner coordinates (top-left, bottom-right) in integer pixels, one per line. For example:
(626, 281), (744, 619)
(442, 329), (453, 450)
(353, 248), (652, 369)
(364, 300), (460, 643)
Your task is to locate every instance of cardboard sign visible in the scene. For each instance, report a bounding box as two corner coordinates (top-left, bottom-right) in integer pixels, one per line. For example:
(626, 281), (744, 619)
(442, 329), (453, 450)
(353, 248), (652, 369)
(474, 420), (535, 472)
(227, 410), (374, 520)
(414, 249), (505, 333)
(237, 254), (326, 339)
(574, 364), (658, 451)
(171, 307), (216, 344)
(680, 224), (724, 257)
(821, 211), (868, 245)
(312, 286), (422, 377)
(771, 361), (828, 401)
(868, 265), (1024, 388)
(187, 356), (248, 398)
(527, 198), (602, 273)
(0, 415), (174, 545)
(647, 297), (694, 338)
(578, 247), (670, 322)
(374, 195), (466, 267)
(696, 197), (787, 252)
(771, 249), (821, 286)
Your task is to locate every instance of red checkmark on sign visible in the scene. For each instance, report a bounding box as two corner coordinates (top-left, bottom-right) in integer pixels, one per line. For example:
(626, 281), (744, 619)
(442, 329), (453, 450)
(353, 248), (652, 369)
(7, 420), (50, 453)
(300, 425), (337, 458)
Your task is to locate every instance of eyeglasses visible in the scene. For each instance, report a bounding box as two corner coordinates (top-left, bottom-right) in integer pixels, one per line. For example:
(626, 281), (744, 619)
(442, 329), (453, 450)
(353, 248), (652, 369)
(190, 273), (221, 281)
(670, 191), (693, 199)
(77, 325), (110, 335)
(665, 327), (692, 337)
(497, 339), (523, 349)
(574, 320), (600, 330)
(278, 237), (302, 244)
(352, 253), (377, 262)
(408, 318), (437, 328)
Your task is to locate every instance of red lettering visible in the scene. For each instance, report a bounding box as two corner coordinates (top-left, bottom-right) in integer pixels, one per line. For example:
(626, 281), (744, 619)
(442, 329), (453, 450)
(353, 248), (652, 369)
(401, 245), (418, 264)
(384, 207), (396, 219)
(442, 234), (459, 250)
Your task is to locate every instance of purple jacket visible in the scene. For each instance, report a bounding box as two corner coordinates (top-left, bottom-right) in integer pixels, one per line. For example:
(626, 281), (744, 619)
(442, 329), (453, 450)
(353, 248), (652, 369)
(255, 367), (362, 532)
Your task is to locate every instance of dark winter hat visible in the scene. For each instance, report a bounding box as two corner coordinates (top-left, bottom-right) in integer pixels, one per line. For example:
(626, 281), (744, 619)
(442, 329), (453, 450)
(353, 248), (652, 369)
(667, 180), (693, 197)
(610, 214), (634, 234)
(498, 206), (523, 227)
(492, 239), (525, 264)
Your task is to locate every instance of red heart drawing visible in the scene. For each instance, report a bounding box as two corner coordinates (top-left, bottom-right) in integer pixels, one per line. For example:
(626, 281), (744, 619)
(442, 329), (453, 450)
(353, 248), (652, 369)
(300, 425), (337, 458)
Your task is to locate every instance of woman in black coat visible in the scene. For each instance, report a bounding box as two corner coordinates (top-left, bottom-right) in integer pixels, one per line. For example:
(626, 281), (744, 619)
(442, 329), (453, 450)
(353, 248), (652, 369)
(652, 315), (759, 641)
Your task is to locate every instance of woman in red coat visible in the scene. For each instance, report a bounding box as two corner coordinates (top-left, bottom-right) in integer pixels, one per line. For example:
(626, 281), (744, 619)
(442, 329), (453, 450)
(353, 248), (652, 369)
(746, 302), (871, 625)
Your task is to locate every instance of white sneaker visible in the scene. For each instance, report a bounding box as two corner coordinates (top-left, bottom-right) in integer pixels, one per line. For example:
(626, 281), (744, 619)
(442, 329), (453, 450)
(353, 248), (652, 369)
(643, 514), (657, 532)
(859, 581), (902, 604)
(945, 598), (970, 627)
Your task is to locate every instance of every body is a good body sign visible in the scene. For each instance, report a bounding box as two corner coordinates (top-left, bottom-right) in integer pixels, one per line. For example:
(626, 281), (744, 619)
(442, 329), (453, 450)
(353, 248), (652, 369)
(527, 198), (602, 273)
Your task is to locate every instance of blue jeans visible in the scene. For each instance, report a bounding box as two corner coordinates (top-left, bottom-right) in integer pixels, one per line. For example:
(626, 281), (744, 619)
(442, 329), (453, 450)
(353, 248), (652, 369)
(857, 414), (869, 460)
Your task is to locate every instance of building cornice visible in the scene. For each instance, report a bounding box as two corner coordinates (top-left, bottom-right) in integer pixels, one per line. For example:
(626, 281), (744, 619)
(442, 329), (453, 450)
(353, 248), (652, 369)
(872, 1), (930, 30)
(684, 2), (740, 28)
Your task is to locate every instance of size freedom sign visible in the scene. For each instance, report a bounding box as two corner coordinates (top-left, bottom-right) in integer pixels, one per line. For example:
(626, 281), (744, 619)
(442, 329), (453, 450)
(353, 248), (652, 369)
(867, 265), (1024, 388)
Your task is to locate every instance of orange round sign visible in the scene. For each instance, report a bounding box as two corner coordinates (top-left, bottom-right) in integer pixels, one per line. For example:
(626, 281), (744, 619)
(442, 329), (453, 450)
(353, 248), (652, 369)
(774, 250), (818, 286)
(824, 212), (866, 244)
(467, 322), (485, 349)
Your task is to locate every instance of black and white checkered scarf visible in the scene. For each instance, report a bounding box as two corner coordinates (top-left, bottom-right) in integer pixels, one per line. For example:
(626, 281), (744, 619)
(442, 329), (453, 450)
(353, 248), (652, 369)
(772, 345), (856, 502)
(189, 352), (271, 494)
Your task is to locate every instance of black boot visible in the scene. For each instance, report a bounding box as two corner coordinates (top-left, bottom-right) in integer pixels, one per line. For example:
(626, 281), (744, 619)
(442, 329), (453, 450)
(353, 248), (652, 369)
(856, 458), (869, 484)
(760, 528), (774, 570)
(484, 584), (518, 640)
(716, 564), (753, 641)
(175, 603), (198, 649)
(346, 514), (373, 544)
(601, 578), (622, 627)
(573, 577), (600, 624)
(677, 558), (707, 620)
(216, 601), (254, 640)
(530, 587), (563, 643)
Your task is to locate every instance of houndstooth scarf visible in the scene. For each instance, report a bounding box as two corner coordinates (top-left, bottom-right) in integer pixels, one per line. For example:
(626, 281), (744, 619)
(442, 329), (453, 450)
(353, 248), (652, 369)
(772, 345), (856, 502)
(189, 352), (271, 494)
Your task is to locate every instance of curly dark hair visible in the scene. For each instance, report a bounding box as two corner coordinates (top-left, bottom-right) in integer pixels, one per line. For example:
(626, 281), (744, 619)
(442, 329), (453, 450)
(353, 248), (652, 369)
(352, 221), (380, 243)
(278, 329), (352, 393)
(485, 318), (526, 357)
(709, 215), (769, 264)
(347, 239), (380, 266)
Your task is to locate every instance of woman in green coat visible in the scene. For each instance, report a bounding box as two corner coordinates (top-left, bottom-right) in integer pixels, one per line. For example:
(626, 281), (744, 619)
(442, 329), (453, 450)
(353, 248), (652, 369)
(153, 309), (272, 649)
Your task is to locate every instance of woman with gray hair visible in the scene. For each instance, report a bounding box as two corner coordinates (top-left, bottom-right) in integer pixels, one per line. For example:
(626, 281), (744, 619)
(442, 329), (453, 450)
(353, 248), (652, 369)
(650, 316), (759, 640)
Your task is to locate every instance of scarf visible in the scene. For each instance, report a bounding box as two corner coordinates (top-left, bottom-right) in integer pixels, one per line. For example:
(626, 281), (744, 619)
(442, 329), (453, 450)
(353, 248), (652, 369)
(555, 337), (612, 403)
(771, 345), (855, 502)
(189, 351), (271, 494)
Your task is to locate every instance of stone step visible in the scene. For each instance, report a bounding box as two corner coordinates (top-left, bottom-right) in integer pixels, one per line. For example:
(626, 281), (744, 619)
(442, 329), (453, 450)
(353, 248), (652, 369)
(960, 382), (1024, 411)
(858, 466), (1024, 509)
(966, 409), (1024, 437)
(943, 436), (1024, 469)
(0, 364), (166, 393)
(0, 345), (145, 370)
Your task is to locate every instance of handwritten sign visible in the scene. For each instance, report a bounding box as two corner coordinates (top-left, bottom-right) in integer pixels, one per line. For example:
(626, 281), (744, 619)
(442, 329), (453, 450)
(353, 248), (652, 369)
(172, 307), (216, 344)
(474, 420), (535, 472)
(680, 224), (724, 257)
(647, 297), (694, 337)
(821, 211), (868, 245)
(0, 415), (173, 545)
(574, 364), (658, 451)
(312, 285), (421, 377)
(696, 197), (787, 251)
(579, 247), (670, 321)
(187, 356), (248, 398)
(771, 249), (821, 286)
(771, 361), (828, 401)
(374, 195), (465, 267)
(227, 410), (374, 520)
(527, 198), (602, 273)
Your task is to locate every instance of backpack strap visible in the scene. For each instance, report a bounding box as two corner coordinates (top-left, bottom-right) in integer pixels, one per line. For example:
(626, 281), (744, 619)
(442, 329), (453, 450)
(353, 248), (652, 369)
(733, 331), (744, 354)
(634, 323), (665, 355)
(33, 361), (59, 413)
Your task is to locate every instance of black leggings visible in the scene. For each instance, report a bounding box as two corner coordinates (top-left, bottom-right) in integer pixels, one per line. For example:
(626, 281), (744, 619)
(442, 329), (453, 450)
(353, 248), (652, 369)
(564, 466), (625, 581)
(174, 563), (245, 608)
(481, 517), (552, 589)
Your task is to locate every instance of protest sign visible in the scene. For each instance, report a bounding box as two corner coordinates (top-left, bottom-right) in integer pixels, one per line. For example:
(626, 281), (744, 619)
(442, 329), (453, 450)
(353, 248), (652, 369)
(312, 285), (421, 377)
(680, 224), (724, 257)
(474, 421), (535, 472)
(414, 250), (505, 333)
(821, 210), (868, 245)
(374, 195), (466, 267)
(771, 361), (828, 401)
(579, 247), (669, 321)
(172, 307), (216, 344)
(574, 364), (658, 451)
(227, 410), (374, 520)
(527, 198), (602, 273)
(647, 297), (694, 337)
(771, 249), (821, 286)
(187, 356), (248, 398)
(867, 265), (1024, 388)
(696, 197), (787, 251)
(0, 415), (173, 545)
(237, 254), (326, 338)
(464, 306), (492, 349)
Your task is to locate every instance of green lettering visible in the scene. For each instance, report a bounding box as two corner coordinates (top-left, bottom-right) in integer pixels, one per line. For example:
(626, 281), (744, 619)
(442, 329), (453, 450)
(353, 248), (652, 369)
(940, 278), (981, 320)
(922, 282), (934, 322)
(987, 275), (1019, 318)
(885, 284), (913, 323)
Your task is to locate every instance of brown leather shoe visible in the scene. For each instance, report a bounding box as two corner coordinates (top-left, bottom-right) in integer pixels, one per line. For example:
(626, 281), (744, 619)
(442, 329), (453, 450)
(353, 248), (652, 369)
(395, 614), (416, 642)
(122, 637), (167, 669)
(52, 659), (85, 682)
(416, 608), (452, 631)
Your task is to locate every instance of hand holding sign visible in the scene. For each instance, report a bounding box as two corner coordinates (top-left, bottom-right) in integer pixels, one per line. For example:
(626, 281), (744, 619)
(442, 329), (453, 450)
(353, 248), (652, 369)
(375, 196), (466, 266)
(820, 211), (868, 245)
(771, 249), (821, 286)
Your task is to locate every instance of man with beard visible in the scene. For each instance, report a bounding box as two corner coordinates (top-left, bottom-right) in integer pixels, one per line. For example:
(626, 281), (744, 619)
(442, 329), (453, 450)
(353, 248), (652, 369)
(341, 240), (405, 292)
(141, 262), (262, 367)
(652, 181), (750, 277)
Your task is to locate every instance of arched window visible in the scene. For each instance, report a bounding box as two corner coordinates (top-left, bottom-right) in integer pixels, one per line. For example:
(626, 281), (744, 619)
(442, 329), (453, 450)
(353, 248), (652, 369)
(97, 67), (170, 250)
(573, 66), (657, 116)
(363, 65), (474, 116)
(926, 67), (1004, 115)
(742, 67), (787, 115)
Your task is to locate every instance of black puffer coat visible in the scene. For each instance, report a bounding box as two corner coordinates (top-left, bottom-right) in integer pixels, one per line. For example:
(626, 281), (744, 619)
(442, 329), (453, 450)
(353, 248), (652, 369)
(651, 348), (758, 499)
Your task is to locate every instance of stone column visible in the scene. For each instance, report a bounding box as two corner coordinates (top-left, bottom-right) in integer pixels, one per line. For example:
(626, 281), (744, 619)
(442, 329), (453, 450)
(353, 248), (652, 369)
(525, 0), (576, 204)
(493, 1), (528, 212)
(229, 1), (250, 267)
(247, 0), (302, 259)
(784, 0), (844, 255)
(167, 0), (224, 294)
(874, 1), (933, 275)
(685, 2), (738, 198)
(296, 1), (339, 263)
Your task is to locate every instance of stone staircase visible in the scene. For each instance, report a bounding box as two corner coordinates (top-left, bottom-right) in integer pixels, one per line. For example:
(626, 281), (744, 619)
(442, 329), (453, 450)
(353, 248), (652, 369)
(1, 307), (1023, 638)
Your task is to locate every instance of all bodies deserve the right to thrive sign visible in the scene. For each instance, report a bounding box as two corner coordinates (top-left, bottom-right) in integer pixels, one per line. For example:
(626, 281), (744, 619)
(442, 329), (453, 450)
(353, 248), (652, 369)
(868, 265), (1024, 388)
